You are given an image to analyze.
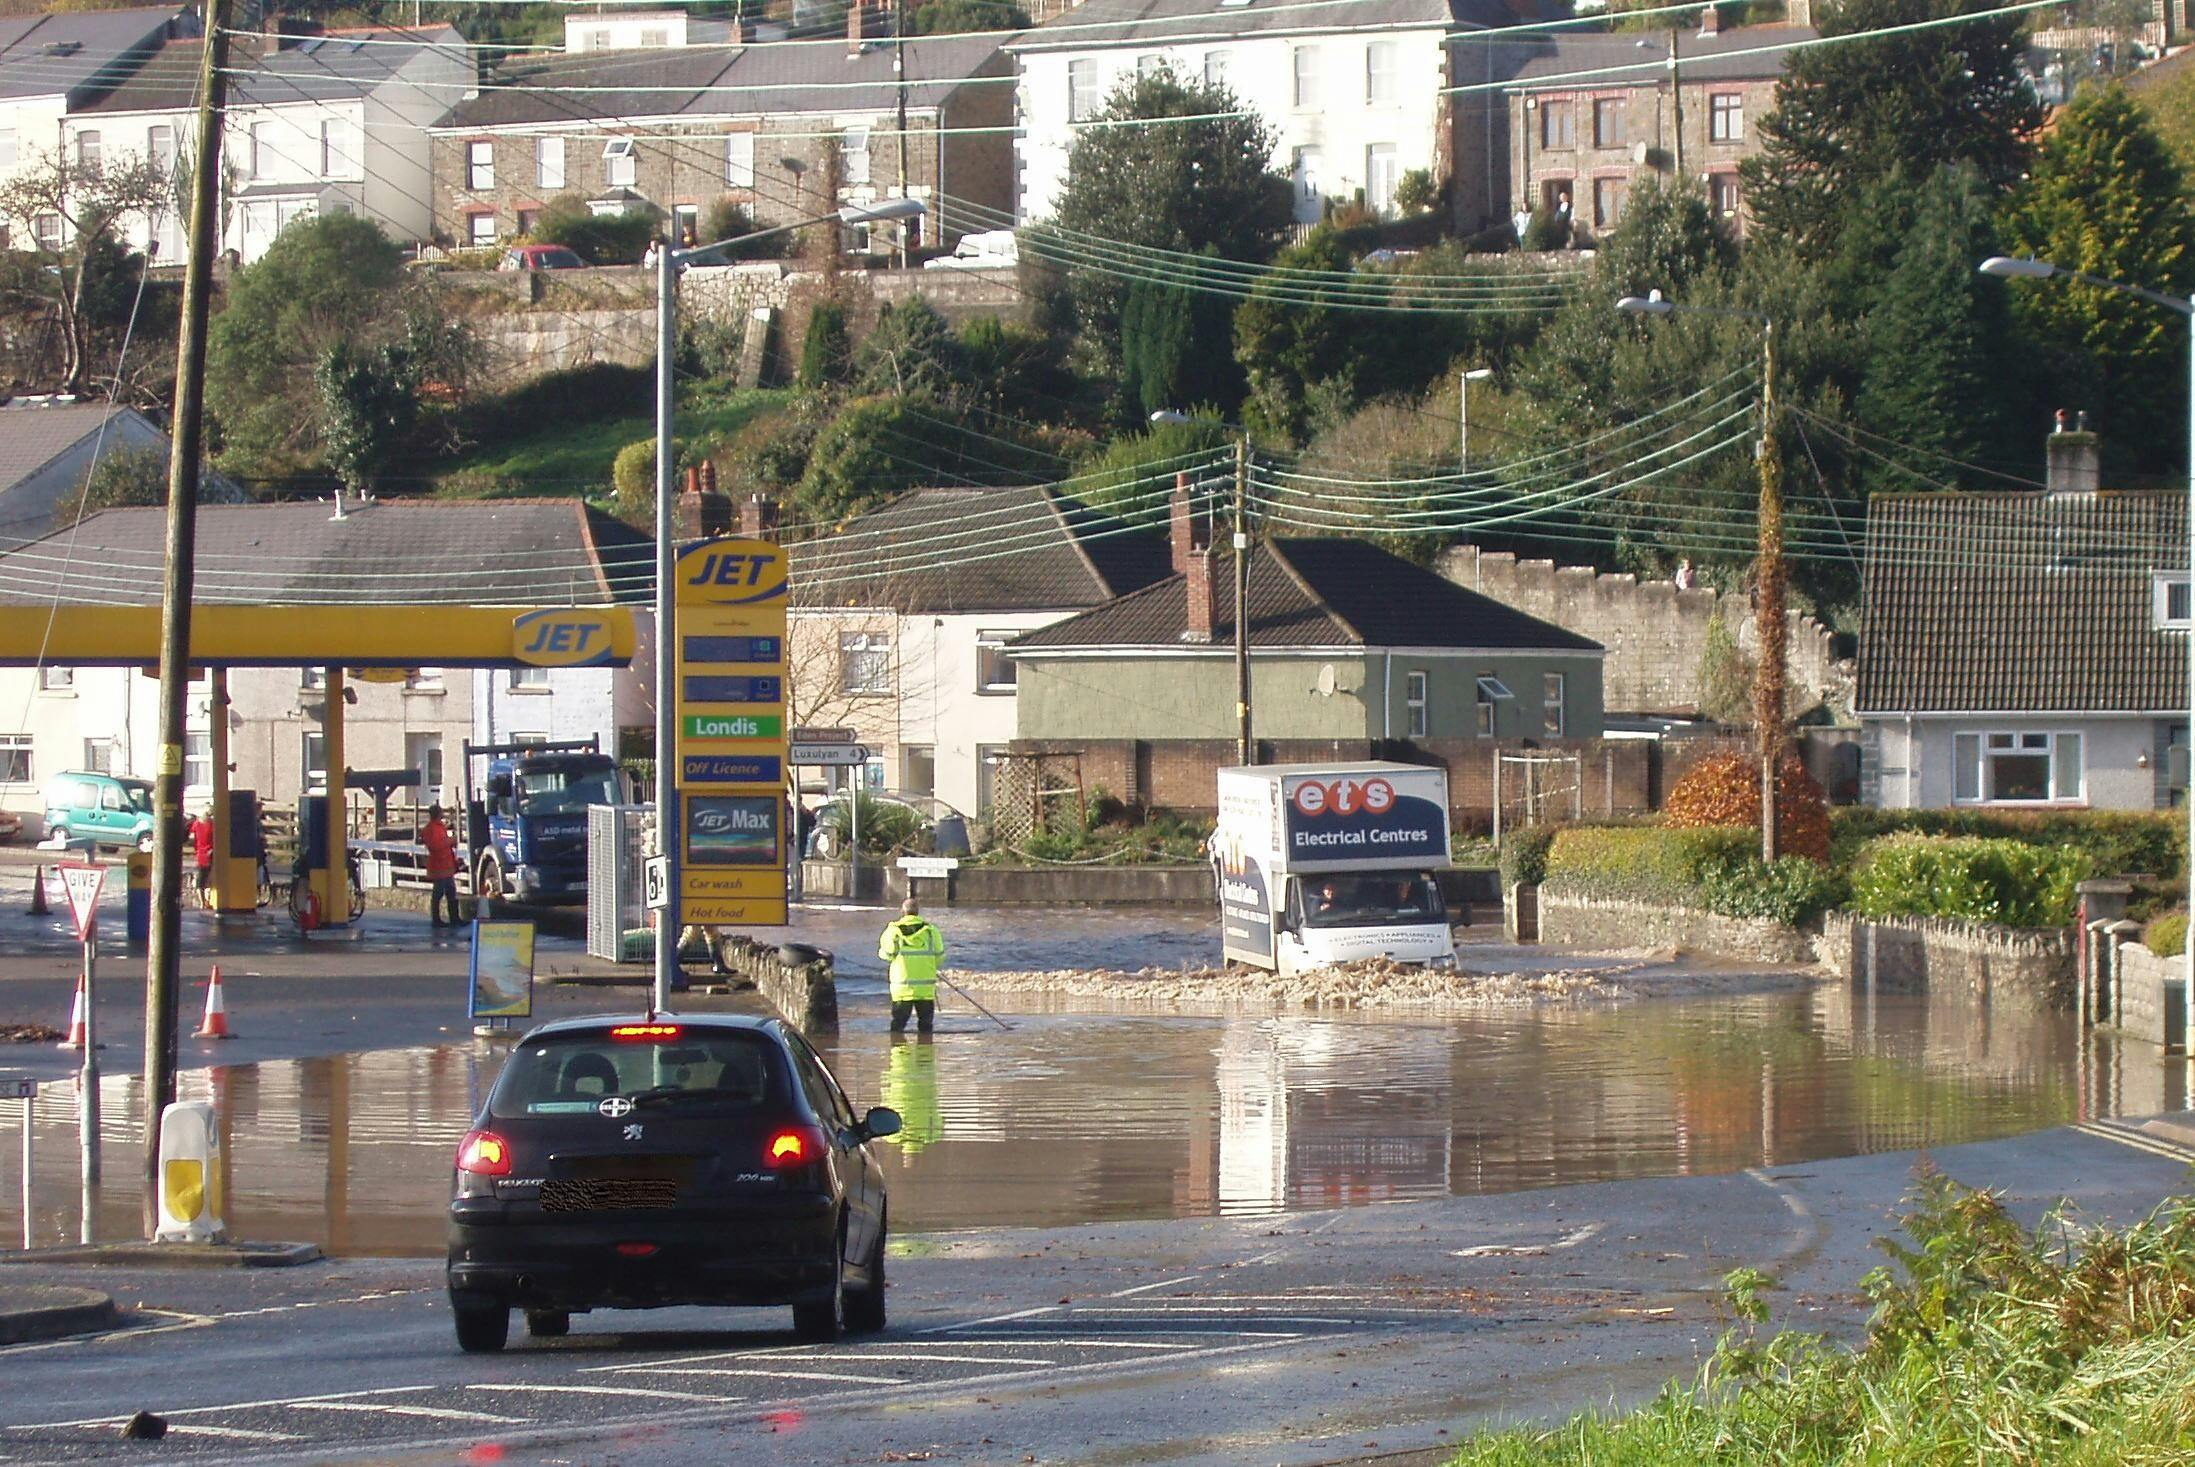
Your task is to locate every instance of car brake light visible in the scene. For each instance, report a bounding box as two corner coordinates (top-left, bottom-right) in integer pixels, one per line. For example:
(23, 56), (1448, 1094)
(615, 1242), (658, 1258)
(766, 1129), (815, 1167)
(456, 1129), (512, 1177)
(609, 1024), (681, 1040)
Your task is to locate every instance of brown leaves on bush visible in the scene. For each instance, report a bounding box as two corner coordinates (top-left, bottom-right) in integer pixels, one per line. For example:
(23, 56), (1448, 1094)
(1665, 752), (1830, 863)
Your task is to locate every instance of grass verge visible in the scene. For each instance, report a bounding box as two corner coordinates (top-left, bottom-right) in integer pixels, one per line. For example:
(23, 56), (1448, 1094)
(431, 387), (790, 499)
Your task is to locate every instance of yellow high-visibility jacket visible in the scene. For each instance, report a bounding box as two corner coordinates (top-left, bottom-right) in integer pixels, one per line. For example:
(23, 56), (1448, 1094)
(878, 915), (945, 1001)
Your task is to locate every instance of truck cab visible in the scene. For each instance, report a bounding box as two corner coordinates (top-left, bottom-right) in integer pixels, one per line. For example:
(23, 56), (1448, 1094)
(462, 739), (624, 906)
(1275, 870), (1454, 975)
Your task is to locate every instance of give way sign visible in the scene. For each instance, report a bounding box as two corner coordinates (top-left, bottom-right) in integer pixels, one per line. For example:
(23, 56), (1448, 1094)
(59, 863), (104, 942)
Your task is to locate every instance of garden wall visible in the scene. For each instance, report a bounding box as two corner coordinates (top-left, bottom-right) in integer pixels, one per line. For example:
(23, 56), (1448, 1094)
(715, 934), (838, 1035)
(1816, 911), (2078, 1010)
(1538, 891), (1818, 964)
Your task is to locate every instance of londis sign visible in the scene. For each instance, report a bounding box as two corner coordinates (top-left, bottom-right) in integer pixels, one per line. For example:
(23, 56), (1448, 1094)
(511, 608), (620, 667)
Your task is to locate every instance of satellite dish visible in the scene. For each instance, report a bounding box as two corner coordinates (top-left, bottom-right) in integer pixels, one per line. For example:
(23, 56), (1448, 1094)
(1315, 664), (1337, 697)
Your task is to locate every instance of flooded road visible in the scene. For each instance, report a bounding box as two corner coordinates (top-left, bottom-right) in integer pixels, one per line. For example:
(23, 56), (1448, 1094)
(5, 980), (2186, 1256)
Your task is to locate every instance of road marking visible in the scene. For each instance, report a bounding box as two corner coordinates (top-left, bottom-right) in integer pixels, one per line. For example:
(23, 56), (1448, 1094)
(2077, 1121), (2195, 1164)
(11, 1386), (438, 1431)
(1063, 1308), (1362, 1323)
(924, 1304), (1059, 1333)
(467, 1384), (732, 1404)
(629, 1368), (904, 1385)
(0, 1308), (214, 1356)
(734, 1352), (1055, 1366)
(168, 1425), (304, 1442)
(1452, 1222), (1605, 1258)
(1106, 1275), (1202, 1298)
(290, 1401), (525, 1424)
(950, 1334), (1301, 1348)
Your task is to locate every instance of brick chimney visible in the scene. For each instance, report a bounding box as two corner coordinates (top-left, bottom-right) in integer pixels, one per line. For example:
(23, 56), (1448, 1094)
(847, 1), (873, 50)
(1698, 4), (1721, 36)
(1184, 546), (1221, 644)
(2046, 409), (2101, 495)
(737, 490), (778, 539)
(675, 465), (733, 539)
(1169, 472), (1211, 575)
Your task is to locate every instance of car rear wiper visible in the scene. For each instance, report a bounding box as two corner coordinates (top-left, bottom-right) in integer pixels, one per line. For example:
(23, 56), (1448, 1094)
(627, 1086), (755, 1109)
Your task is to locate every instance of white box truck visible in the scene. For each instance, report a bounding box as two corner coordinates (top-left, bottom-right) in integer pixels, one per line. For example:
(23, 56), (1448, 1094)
(1213, 762), (1457, 976)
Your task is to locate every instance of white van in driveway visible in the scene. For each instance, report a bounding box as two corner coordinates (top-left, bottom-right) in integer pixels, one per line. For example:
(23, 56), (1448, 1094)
(924, 230), (1018, 269)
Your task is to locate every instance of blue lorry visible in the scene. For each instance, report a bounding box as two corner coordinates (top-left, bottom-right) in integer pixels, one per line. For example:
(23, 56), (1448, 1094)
(461, 738), (627, 907)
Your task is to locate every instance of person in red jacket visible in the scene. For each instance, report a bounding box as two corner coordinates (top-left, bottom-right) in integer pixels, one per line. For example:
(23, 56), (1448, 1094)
(188, 809), (215, 908)
(423, 804), (461, 928)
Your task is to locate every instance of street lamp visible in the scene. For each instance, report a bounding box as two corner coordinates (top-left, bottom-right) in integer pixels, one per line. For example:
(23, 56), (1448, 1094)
(1979, 254), (2195, 1008)
(1151, 410), (1254, 765)
(1460, 366), (1494, 476)
(1616, 288), (1786, 862)
(650, 198), (924, 1011)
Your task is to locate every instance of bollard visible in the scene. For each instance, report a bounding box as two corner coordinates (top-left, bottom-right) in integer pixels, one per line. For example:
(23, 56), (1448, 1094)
(152, 1100), (224, 1244)
(125, 852), (151, 947)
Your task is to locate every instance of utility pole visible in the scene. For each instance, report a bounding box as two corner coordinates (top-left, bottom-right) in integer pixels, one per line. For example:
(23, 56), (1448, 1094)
(1668, 27), (1683, 178)
(652, 213), (678, 1017)
(894, 0), (910, 267)
(1754, 319), (1783, 865)
(1234, 437), (1253, 766)
(143, 0), (227, 1237)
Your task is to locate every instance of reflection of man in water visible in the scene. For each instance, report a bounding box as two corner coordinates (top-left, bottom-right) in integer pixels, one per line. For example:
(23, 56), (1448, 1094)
(880, 1035), (941, 1154)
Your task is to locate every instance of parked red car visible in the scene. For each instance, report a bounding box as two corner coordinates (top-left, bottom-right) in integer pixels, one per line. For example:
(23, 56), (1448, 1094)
(497, 245), (586, 272)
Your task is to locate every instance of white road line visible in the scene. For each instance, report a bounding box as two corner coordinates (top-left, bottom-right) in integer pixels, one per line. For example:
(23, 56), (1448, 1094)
(630, 1368), (904, 1385)
(734, 1352), (1055, 1366)
(947, 1335), (1299, 1348)
(467, 1384), (732, 1404)
(168, 1425), (305, 1442)
(12, 1386), (437, 1431)
(0, 1309), (214, 1356)
(924, 1304), (1060, 1333)
(1451, 1222), (1606, 1259)
(1063, 1308), (1362, 1323)
(1105, 1275), (1202, 1298)
(290, 1401), (525, 1424)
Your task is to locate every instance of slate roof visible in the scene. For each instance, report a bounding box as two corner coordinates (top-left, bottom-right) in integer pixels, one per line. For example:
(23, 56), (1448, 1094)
(0, 499), (651, 607)
(1008, 0), (1555, 49)
(1501, 24), (1816, 87)
(1857, 491), (2190, 715)
(78, 26), (464, 115)
(1010, 536), (1604, 653)
(0, 7), (185, 103)
(444, 31), (1004, 128)
(791, 485), (1170, 613)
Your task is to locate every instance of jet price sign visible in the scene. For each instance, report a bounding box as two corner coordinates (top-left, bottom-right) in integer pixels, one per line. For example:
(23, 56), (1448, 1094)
(683, 674), (782, 705)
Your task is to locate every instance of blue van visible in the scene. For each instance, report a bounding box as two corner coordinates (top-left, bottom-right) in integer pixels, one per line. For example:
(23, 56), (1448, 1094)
(43, 771), (155, 852)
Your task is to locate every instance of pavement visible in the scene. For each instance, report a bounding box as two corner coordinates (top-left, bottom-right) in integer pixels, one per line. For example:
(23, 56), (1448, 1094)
(0, 1119), (2186, 1464)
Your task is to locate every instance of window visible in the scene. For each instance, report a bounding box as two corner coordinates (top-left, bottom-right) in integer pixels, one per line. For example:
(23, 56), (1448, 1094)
(1709, 91), (1743, 142)
(1405, 671), (1428, 738)
(1593, 175), (1628, 230)
(183, 731), (210, 789)
(1474, 674), (1513, 737)
(469, 212), (497, 246)
(976, 743), (1008, 814)
(841, 126), (871, 186)
(1068, 59), (1099, 121)
(0, 129), (14, 167)
(1292, 46), (1321, 108)
(673, 203), (698, 244)
(40, 664), (72, 690)
(534, 135), (564, 190)
(603, 136), (636, 187)
(147, 124), (174, 174)
(724, 131), (754, 187)
(512, 731), (550, 747)
(1136, 52), (1163, 77)
(1593, 98), (1626, 149)
(1543, 671), (1566, 737)
(406, 666), (444, 691)
(1203, 49), (1230, 86)
(83, 738), (114, 775)
(1366, 144), (1399, 216)
(406, 732), (443, 801)
(248, 121), (268, 179)
(509, 665), (549, 689)
(1954, 730), (2085, 804)
(976, 629), (1018, 693)
(32, 213), (59, 253)
(0, 735), (29, 783)
(1291, 146), (1323, 223)
(467, 140), (494, 191)
(840, 629), (891, 695)
(1711, 173), (1741, 221)
(302, 732), (327, 793)
(301, 665), (326, 691)
(638, 26), (668, 47)
(1366, 40), (1398, 104)
(320, 119), (353, 177)
(1539, 98), (1575, 149)
(901, 745), (935, 798)
(75, 130), (100, 170)
(2155, 572), (2191, 628)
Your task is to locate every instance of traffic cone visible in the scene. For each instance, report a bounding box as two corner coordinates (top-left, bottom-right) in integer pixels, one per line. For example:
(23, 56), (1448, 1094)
(28, 864), (47, 917)
(58, 975), (85, 1049)
(194, 966), (232, 1040)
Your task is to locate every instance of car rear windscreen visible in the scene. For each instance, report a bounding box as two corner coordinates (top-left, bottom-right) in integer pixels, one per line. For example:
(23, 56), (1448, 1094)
(491, 1029), (787, 1117)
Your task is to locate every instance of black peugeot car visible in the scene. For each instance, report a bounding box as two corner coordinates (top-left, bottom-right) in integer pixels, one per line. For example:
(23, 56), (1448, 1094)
(446, 1013), (900, 1352)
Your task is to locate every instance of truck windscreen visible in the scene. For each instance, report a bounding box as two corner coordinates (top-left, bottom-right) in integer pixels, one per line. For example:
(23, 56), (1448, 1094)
(1300, 874), (1444, 929)
(517, 768), (620, 816)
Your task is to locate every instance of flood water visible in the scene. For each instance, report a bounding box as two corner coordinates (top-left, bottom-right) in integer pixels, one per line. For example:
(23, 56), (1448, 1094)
(6, 980), (2188, 1257)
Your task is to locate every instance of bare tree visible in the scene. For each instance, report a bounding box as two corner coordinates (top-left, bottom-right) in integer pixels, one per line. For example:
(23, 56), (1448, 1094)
(0, 146), (168, 393)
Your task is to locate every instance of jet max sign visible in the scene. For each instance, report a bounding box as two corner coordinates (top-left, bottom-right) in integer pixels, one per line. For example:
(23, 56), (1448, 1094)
(1282, 775), (1448, 864)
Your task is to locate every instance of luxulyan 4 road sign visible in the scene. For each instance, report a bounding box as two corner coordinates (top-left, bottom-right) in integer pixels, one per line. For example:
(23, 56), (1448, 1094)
(672, 539), (790, 927)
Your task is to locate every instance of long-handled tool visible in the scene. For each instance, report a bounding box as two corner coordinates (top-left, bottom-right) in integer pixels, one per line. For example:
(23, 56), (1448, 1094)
(937, 973), (1013, 1031)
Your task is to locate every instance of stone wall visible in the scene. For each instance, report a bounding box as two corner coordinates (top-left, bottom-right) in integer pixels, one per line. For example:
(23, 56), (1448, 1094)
(716, 933), (838, 1036)
(1436, 548), (1853, 721)
(1816, 911), (2078, 1010)
(1539, 891), (1819, 964)
(2086, 924), (2190, 1051)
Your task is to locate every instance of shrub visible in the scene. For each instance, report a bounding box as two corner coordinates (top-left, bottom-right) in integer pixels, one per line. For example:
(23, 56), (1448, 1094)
(1848, 833), (2093, 929)
(456, 362), (649, 443)
(1498, 824), (1556, 887)
(2145, 911), (2187, 957)
(1522, 205), (1571, 251)
(1827, 807), (2183, 885)
(533, 196), (657, 265)
(1665, 751), (1831, 864)
(798, 301), (852, 389)
(609, 435), (699, 522)
(1394, 168), (1438, 215)
(1543, 824), (1753, 907)
(77, 445), (168, 515)
(1698, 857), (1846, 927)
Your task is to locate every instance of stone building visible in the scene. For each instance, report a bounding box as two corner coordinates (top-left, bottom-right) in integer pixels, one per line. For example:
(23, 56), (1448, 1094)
(426, 11), (1013, 253)
(1502, 20), (1812, 241)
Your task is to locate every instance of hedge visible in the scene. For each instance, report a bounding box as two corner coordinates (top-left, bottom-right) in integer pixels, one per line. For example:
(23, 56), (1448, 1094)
(2145, 911), (2187, 958)
(1847, 834), (2092, 929)
(1828, 808), (2182, 886)
(1540, 824), (1845, 927)
(1498, 825), (1555, 887)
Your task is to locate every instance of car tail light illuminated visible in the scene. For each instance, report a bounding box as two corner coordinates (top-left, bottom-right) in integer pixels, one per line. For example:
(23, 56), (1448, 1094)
(615, 1242), (658, 1258)
(456, 1129), (512, 1177)
(609, 1024), (681, 1040)
(765, 1128), (819, 1168)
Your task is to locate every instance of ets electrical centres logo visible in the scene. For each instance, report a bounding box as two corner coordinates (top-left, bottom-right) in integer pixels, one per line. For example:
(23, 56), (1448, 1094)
(1291, 776), (1396, 818)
